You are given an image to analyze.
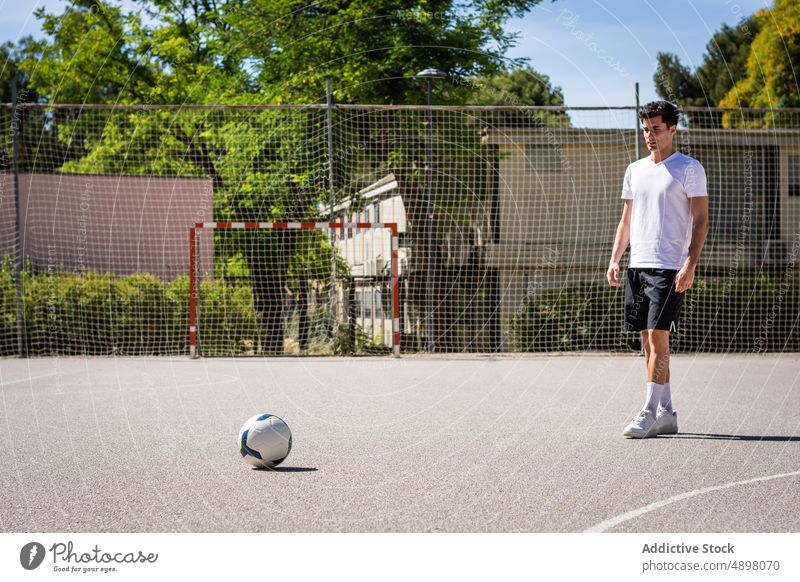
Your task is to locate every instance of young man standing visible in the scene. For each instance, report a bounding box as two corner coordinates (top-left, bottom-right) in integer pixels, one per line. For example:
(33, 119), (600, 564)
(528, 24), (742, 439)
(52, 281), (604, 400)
(607, 100), (710, 438)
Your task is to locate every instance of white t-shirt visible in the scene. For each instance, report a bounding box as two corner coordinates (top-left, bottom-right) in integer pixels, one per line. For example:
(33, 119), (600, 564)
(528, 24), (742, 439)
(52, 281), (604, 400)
(621, 151), (708, 269)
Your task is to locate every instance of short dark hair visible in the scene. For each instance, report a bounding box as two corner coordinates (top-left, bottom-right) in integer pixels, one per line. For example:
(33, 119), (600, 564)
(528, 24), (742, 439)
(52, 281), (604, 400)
(638, 100), (681, 126)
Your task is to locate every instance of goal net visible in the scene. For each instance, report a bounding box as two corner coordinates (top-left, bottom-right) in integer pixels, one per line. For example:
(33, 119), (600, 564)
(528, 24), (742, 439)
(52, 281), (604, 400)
(1, 104), (798, 356)
(189, 221), (400, 358)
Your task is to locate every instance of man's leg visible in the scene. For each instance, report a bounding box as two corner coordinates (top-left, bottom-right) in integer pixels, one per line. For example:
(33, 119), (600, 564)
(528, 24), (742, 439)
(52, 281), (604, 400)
(624, 329), (661, 438)
(657, 334), (673, 412)
(648, 329), (678, 434)
(647, 329), (670, 384)
(635, 329), (665, 416)
(642, 329), (671, 396)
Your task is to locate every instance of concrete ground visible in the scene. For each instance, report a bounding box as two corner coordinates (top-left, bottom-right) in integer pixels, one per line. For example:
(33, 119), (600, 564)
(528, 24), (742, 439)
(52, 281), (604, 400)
(1, 353), (798, 532)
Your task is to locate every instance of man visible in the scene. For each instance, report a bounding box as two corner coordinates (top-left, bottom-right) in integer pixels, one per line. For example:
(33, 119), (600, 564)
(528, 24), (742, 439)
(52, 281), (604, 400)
(607, 100), (709, 439)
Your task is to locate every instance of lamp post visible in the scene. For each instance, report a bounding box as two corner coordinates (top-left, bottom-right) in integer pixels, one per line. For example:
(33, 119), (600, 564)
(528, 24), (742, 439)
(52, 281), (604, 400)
(416, 68), (446, 353)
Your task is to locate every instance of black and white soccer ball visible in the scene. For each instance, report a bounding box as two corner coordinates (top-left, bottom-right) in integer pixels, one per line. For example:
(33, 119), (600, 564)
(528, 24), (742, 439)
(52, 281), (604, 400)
(238, 413), (292, 469)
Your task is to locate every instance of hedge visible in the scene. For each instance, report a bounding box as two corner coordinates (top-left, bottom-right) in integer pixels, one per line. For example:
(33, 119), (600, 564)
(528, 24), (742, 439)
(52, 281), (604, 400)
(507, 274), (800, 353)
(0, 260), (264, 356)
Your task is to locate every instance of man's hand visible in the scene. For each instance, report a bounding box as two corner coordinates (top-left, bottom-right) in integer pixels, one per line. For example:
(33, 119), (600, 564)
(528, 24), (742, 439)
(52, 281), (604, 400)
(607, 262), (621, 287)
(675, 263), (696, 292)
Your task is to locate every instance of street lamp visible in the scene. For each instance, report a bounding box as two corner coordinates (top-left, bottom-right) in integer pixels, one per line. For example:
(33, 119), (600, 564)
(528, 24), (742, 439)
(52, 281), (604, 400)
(415, 68), (446, 352)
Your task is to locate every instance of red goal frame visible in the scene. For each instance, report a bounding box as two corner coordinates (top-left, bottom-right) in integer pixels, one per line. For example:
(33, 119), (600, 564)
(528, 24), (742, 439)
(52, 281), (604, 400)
(189, 221), (400, 358)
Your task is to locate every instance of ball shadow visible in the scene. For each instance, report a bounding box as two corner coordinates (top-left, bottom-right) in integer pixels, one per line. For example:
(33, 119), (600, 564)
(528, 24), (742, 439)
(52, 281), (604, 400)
(253, 466), (319, 472)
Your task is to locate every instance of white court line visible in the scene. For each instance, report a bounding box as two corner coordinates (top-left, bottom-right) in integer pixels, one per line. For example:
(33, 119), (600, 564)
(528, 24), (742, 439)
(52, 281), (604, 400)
(0, 373), (63, 386)
(584, 469), (800, 533)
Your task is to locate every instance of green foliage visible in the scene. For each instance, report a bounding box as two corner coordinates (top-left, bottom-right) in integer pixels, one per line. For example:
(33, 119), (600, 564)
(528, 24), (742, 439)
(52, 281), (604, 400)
(653, 53), (704, 106)
(22, 1), (155, 104)
(0, 41), (41, 103)
(1, 265), (263, 356)
(720, 0), (800, 126)
(20, 0), (250, 105)
(4, 0), (561, 355)
(506, 274), (800, 353)
(0, 259), (374, 356)
(467, 66), (564, 107)
(15, 0), (550, 107)
(674, 273), (800, 352)
(229, 0), (546, 104)
(654, 15), (759, 109)
(463, 66), (570, 129)
(507, 283), (628, 352)
(0, 258), (17, 351)
(20, 270), (184, 355)
(192, 276), (263, 356)
(694, 17), (760, 106)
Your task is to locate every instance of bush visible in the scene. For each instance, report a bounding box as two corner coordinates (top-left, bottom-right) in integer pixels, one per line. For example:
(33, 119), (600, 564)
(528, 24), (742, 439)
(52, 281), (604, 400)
(1, 264), (262, 356)
(3, 260), (797, 356)
(0, 258), (18, 356)
(506, 274), (800, 353)
(194, 278), (263, 356)
(507, 284), (632, 352)
(673, 274), (800, 352)
(21, 270), (187, 355)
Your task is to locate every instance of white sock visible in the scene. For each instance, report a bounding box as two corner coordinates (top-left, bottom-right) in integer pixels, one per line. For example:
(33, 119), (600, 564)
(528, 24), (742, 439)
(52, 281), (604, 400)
(642, 382), (663, 415)
(660, 381), (673, 413)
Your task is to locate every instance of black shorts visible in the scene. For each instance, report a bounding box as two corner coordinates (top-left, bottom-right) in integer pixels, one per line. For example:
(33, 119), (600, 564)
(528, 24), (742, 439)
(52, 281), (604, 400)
(623, 268), (685, 332)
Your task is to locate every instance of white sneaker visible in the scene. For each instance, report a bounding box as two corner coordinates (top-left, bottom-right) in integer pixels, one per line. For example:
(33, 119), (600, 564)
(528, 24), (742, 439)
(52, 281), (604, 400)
(623, 410), (658, 439)
(654, 408), (678, 435)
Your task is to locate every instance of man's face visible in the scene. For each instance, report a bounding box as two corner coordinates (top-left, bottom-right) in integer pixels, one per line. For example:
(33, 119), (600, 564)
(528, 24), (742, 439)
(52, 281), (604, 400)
(641, 115), (676, 156)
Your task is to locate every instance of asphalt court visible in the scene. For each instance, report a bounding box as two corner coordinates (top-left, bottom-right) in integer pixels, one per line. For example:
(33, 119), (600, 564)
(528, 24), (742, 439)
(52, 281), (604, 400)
(1, 354), (798, 532)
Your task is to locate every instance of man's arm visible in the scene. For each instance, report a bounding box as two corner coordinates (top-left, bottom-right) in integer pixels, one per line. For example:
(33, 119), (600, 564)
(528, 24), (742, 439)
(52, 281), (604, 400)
(607, 199), (632, 287)
(675, 196), (709, 292)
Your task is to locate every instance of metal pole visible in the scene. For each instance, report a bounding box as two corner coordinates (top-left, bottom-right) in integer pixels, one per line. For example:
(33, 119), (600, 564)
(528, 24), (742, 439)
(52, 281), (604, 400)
(326, 79), (339, 352)
(415, 68), (445, 353)
(11, 75), (25, 357)
(189, 227), (197, 358)
(425, 78), (435, 353)
(634, 82), (644, 357)
(634, 82), (641, 159)
(390, 223), (400, 357)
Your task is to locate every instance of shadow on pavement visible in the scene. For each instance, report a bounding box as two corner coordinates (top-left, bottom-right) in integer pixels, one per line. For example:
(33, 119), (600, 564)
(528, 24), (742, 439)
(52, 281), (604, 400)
(665, 433), (800, 442)
(253, 466), (319, 472)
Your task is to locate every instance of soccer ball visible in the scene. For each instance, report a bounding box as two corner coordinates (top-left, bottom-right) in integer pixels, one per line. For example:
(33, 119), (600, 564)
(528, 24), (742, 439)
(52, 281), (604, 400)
(238, 413), (292, 468)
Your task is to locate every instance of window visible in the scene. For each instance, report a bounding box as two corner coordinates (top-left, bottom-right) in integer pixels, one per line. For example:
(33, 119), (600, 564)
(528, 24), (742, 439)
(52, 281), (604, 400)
(364, 289), (373, 318)
(374, 202), (381, 223)
(789, 154), (800, 197)
(353, 290), (362, 318)
(375, 290), (383, 318)
(526, 145), (562, 172)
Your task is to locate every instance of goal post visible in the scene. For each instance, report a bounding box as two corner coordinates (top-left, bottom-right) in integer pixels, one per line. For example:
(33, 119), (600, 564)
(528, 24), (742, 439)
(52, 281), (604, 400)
(189, 221), (400, 358)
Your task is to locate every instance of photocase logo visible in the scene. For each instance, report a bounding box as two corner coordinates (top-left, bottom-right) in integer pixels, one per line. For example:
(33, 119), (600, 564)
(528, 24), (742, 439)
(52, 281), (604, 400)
(20, 542), (46, 570)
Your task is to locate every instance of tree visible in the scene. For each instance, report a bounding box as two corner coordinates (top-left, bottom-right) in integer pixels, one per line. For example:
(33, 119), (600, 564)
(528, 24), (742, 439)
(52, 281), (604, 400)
(468, 65), (564, 107)
(229, 0), (545, 104)
(653, 52), (704, 106)
(653, 15), (759, 123)
(695, 16), (760, 106)
(14, 0), (555, 353)
(1, 42), (28, 103)
(719, 0), (800, 123)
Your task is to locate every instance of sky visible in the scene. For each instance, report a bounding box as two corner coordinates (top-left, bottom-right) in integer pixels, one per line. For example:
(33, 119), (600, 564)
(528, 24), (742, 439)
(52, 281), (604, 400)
(0, 0), (771, 107)
(504, 0), (770, 106)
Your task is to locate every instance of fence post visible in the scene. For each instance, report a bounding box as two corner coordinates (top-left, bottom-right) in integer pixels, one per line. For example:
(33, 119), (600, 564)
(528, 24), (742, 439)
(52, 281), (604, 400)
(415, 68), (448, 352)
(11, 76), (25, 357)
(326, 79), (339, 352)
(189, 226), (197, 358)
(634, 82), (641, 159)
(634, 82), (645, 357)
